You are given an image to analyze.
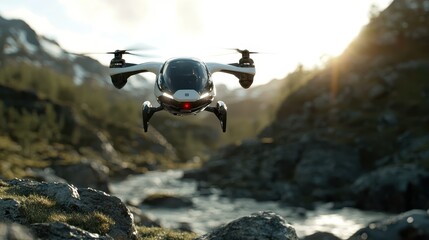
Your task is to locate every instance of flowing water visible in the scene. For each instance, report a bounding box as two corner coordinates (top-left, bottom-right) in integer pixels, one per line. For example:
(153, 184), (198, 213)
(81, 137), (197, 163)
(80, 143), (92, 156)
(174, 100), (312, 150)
(110, 170), (389, 239)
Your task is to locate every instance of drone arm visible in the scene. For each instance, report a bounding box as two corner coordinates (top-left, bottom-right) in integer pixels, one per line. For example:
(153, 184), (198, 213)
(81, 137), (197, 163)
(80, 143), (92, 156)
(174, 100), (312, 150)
(206, 63), (256, 89)
(109, 62), (163, 89)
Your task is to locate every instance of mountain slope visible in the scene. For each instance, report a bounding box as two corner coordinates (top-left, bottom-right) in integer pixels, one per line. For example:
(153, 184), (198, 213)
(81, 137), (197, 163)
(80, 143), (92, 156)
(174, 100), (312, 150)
(265, 0), (429, 155)
(0, 15), (153, 95)
(185, 0), (429, 211)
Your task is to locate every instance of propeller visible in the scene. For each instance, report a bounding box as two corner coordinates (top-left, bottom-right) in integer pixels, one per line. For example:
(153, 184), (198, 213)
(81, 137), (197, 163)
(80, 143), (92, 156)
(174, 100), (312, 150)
(106, 49), (155, 58)
(205, 48), (260, 58)
(233, 48), (259, 55)
(70, 44), (158, 58)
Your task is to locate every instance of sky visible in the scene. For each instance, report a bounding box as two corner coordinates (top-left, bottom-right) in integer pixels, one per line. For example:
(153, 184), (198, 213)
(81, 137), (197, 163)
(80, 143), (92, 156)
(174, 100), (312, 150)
(0, 0), (393, 88)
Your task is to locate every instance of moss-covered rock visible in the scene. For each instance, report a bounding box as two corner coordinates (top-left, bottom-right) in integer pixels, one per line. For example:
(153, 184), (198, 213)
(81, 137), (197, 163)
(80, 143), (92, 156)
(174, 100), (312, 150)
(0, 179), (137, 239)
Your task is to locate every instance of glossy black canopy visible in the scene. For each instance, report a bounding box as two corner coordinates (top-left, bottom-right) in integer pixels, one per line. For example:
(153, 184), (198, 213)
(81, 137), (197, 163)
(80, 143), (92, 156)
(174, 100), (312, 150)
(158, 58), (210, 94)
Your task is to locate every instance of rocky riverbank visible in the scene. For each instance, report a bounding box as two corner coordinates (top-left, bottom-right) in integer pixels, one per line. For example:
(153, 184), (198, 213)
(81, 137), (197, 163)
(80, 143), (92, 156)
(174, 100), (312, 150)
(183, 137), (429, 212)
(1, 178), (429, 239)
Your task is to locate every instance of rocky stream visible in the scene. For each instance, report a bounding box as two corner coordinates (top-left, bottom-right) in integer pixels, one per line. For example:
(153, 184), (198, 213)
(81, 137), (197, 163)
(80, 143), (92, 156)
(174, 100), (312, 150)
(110, 170), (389, 239)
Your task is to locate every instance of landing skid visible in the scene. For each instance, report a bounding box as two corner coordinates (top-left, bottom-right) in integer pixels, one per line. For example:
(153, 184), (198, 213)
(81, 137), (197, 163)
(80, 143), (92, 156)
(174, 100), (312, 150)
(205, 101), (227, 132)
(142, 101), (163, 132)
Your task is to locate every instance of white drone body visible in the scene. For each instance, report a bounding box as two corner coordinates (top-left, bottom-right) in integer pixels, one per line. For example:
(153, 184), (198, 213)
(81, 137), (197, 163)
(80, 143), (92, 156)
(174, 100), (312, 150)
(108, 50), (256, 132)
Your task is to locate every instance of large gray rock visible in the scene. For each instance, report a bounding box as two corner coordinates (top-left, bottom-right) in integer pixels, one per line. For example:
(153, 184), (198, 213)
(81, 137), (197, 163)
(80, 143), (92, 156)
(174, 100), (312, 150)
(31, 222), (112, 240)
(77, 188), (137, 240)
(197, 211), (298, 240)
(348, 209), (429, 240)
(2, 179), (138, 240)
(0, 222), (35, 240)
(5, 179), (81, 209)
(141, 194), (193, 208)
(302, 231), (341, 240)
(352, 164), (429, 212)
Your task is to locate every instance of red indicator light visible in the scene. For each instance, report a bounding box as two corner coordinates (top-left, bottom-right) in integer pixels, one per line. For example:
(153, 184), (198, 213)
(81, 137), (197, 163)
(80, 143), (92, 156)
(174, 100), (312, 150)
(183, 102), (191, 110)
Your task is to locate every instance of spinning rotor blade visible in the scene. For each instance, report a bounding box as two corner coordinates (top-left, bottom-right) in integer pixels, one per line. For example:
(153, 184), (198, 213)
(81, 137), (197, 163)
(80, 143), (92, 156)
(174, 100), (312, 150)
(233, 48), (259, 54)
(125, 52), (157, 58)
(68, 52), (103, 56)
(222, 48), (261, 55)
(72, 44), (158, 58)
(106, 50), (156, 58)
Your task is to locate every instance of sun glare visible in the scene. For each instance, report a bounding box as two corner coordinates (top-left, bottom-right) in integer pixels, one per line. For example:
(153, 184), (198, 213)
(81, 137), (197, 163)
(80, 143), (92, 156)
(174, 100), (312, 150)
(196, 0), (389, 84)
(0, 0), (393, 86)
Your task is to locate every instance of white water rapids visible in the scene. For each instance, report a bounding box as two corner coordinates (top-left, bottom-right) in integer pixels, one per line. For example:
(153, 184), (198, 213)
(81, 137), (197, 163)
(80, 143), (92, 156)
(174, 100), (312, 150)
(110, 170), (389, 239)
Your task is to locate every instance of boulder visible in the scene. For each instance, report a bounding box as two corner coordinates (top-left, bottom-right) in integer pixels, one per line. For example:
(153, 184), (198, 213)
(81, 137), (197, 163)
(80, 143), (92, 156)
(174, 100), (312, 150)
(302, 231), (341, 240)
(175, 222), (193, 233)
(352, 164), (429, 212)
(6, 179), (81, 208)
(77, 188), (138, 239)
(196, 211), (298, 240)
(141, 193), (193, 208)
(2, 179), (138, 240)
(31, 222), (112, 240)
(0, 222), (35, 240)
(348, 209), (429, 240)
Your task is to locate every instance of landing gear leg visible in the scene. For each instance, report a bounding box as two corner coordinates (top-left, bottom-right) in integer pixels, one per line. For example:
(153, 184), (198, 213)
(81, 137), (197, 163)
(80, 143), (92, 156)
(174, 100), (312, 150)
(142, 101), (163, 132)
(205, 101), (227, 132)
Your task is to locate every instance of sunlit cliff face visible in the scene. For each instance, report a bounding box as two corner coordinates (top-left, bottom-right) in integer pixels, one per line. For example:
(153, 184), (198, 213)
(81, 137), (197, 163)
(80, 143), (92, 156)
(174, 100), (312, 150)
(322, 0), (429, 102)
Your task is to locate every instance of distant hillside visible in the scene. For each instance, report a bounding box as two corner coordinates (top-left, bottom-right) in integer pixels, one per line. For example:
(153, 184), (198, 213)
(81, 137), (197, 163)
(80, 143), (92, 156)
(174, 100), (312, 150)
(0, 66), (178, 180)
(0, 15), (153, 95)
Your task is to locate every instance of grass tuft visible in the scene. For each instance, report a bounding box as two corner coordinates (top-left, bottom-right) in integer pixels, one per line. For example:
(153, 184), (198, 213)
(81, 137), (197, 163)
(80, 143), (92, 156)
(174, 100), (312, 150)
(137, 226), (197, 240)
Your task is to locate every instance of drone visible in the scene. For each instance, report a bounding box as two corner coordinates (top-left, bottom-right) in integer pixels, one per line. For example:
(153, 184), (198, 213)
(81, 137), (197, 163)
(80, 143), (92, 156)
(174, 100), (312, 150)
(108, 48), (256, 132)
